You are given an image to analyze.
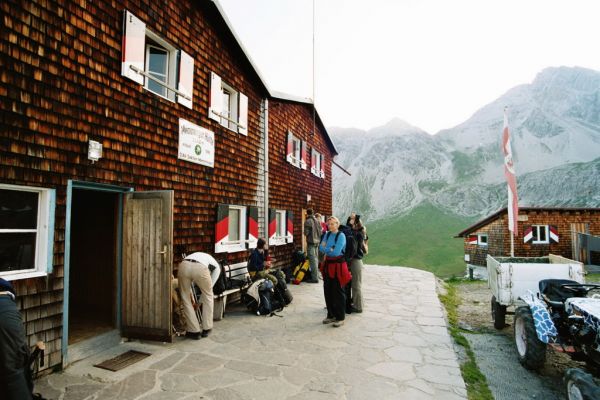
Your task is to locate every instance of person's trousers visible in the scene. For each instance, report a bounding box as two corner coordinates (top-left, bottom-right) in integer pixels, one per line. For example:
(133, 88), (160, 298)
(323, 274), (346, 321)
(0, 296), (32, 400)
(178, 260), (214, 332)
(349, 258), (364, 311)
(307, 244), (319, 281)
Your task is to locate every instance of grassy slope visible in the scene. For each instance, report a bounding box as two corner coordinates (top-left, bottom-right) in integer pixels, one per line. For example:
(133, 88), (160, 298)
(364, 203), (476, 278)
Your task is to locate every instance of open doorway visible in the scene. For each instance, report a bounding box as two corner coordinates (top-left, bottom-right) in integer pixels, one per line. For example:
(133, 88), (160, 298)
(68, 189), (118, 344)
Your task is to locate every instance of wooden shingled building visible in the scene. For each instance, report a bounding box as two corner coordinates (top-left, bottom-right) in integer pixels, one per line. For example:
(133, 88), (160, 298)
(0, 0), (337, 371)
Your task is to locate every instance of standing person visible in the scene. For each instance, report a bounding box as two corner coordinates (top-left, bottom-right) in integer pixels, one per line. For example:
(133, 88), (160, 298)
(319, 217), (352, 327)
(178, 253), (214, 339)
(303, 208), (321, 283)
(315, 213), (327, 235)
(247, 238), (279, 286)
(0, 278), (33, 399)
(349, 215), (367, 313)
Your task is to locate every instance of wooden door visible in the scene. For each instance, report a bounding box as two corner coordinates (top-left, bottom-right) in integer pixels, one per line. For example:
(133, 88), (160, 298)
(571, 223), (589, 263)
(301, 209), (307, 253)
(122, 191), (173, 341)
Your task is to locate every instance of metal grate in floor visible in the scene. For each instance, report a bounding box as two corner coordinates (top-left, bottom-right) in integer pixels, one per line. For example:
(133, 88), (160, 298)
(93, 350), (151, 372)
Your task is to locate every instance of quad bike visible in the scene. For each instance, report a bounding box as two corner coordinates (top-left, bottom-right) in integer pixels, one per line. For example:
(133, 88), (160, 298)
(514, 279), (600, 400)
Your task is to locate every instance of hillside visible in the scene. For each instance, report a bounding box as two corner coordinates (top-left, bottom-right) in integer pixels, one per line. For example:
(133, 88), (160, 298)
(364, 203), (475, 277)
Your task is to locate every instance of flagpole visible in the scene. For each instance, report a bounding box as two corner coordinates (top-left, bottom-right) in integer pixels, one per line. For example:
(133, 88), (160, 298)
(510, 226), (514, 258)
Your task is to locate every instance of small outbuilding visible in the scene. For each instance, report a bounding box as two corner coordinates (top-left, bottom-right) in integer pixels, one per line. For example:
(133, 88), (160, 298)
(455, 207), (600, 275)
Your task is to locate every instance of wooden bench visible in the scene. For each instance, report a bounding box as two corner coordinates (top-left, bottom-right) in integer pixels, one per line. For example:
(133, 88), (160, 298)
(213, 261), (251, 320)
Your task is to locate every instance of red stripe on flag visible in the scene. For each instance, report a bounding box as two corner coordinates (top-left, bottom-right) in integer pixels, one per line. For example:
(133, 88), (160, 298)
(503, 109), (519, 236)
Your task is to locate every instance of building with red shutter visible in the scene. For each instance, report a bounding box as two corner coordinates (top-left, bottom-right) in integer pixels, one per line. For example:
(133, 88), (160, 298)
(0, 0), (337, 371)
(456, 207), (600, 274)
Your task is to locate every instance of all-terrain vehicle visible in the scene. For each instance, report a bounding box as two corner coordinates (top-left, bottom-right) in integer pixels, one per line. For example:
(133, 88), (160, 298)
(514, 279), (600, 399)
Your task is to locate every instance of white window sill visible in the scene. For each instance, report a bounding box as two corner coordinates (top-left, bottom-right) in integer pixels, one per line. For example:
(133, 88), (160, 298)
(1, 270), (48, 281)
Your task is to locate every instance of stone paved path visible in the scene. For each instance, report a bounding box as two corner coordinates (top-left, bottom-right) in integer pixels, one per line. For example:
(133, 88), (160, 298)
(35, 265), (466, 399)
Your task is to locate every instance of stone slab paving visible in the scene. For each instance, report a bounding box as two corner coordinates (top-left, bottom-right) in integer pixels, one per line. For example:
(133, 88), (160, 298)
(36, 265), (466, 399)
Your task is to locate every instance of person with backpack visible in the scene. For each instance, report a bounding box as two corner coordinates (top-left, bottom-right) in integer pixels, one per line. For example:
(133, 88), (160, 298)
(348, 215), (367, 313)
(303, 208), (321, 284)
(247, 238), (279, 287)
(319, 216), (352, 327)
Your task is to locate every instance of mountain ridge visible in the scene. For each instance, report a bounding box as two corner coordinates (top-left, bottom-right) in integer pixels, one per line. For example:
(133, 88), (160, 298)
(331, 66), (600, 223)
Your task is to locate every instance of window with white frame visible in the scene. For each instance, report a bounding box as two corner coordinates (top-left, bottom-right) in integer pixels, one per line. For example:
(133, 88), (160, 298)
(0, 184), (54, 279)
(286, 132), (302, 168)
(276, 210), (286, 239)
(226, 205), (246, 252)
(477, 234), (488, 247)
(532, 225), (549, 244)
(144, 35), (178, 101)
(208, 72), (248, 135)
(220, 83), (239, 131)
(121, 10), (194, 109)
(311, 149), (322, 177)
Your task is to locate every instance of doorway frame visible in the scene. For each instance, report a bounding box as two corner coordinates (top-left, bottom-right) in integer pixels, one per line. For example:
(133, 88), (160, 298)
(62, 180), (133, 367)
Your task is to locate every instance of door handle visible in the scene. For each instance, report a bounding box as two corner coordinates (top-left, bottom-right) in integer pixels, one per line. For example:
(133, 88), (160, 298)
(157, 245), (167, 265)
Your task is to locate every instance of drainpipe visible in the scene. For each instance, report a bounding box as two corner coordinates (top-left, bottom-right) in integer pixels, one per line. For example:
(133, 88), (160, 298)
(263, 99), (269, 238)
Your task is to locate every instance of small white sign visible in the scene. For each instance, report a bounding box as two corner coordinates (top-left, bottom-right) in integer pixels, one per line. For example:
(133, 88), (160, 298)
(178, 118), (214, 168)
(464, 254), (470, 262)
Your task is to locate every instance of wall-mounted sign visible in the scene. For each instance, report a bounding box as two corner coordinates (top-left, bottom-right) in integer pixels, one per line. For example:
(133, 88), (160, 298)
(178, 118), (214, 168)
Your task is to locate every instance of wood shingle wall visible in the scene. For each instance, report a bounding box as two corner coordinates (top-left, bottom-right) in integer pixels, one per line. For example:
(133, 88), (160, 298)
(0, 0), (335, 371)
(268, 99), (334, 267)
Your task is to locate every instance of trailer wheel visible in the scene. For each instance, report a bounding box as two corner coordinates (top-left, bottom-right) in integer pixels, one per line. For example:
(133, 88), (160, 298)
(514, 306), (546, 370)
(565, 368), (600, 400)
(491, 296), (507, 329)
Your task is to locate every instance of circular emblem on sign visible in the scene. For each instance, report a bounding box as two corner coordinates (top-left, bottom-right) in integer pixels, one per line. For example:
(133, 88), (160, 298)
(195, 145), (202, 155)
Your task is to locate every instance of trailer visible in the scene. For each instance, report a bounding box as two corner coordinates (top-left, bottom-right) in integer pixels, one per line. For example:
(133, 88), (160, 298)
(487, 254), (584, 329)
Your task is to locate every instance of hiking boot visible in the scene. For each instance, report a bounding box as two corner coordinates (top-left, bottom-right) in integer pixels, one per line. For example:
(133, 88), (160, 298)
(306, 279), (319, 284)
(333, 320), (345, 327)
(201, 329), (212, 338)
(322, 317), (336, 324)
(185, 331), (201, 340)
(351, 307), (362, 313)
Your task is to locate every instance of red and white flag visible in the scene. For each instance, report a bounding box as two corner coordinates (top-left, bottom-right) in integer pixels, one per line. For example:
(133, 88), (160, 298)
(503, 107), (519, 236)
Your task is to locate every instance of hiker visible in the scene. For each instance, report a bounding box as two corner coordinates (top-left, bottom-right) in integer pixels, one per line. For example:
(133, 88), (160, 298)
(178, 253), (214, 339)
(315, 212), (327, 235)
(0, 278), (33, 399)
(247, 238), (280, 287)
(319, 216), (352, 327)
(303, 208), (321, 283)
(348, 215), (367, 313)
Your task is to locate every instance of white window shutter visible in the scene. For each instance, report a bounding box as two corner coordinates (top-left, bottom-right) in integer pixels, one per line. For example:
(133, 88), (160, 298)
(209, 71), (223, 122)
(300, 141), (307, 170)
(177, 50), (194, 109)
(238, 93), (248, 135)
(121, 10), (146, 85)
(320, 154), (325, 178)
(286, 132), (293, 164)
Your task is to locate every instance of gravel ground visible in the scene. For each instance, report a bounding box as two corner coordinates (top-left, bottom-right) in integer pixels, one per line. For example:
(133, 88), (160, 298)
(456, 281), (585, 399)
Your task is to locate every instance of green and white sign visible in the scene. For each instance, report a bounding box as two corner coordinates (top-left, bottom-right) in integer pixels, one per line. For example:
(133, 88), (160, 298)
(178, 118), (215, 168)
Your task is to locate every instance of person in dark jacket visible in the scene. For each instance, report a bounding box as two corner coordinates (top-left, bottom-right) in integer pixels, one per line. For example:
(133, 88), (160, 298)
(349, 215), (366, 313)
(247, 238), (279, 286)
(0, 278), (33, 400)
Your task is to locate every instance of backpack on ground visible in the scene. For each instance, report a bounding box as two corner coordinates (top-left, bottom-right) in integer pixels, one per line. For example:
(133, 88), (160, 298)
(292, 260), (310, 285)
(273, 269), (293, 305)
(212, 263), (227, 295)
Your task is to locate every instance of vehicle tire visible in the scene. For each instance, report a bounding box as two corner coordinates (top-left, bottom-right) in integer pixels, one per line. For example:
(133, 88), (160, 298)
(514, 306), (546, 370)
(491, 295), (507, 329)
(565, 368), (600, 400)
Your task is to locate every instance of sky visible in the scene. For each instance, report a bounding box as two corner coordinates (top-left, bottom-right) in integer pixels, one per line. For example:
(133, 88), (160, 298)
(218, 0), (600, 134)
